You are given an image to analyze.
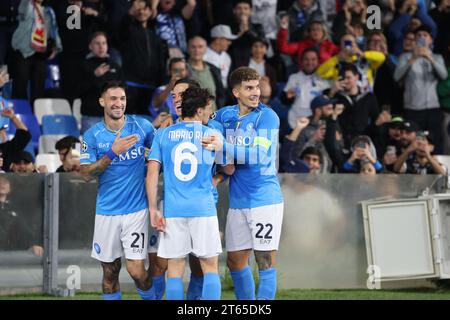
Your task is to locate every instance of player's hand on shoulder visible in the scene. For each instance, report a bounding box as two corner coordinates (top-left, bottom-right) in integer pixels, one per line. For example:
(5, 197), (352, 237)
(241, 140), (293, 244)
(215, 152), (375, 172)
(111, 132), (138, 155)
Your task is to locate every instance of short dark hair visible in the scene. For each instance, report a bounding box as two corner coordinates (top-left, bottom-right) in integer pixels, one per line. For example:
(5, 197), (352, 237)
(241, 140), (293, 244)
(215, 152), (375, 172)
(301, 47), (320, 61)
(55, 135), (80, 151)
(100, 80), (127, 96)
(168, 57), (186, 70)
(233, 0), (252, 8)
(89, 31), (108, 44)
(133, 0), (152, 9)
(340, 63), (360, 78)
(300, 146), (323, 164)
(181, 87), (215, 118)
(229, 67), (260, 89)
(174, 78), (201, 89)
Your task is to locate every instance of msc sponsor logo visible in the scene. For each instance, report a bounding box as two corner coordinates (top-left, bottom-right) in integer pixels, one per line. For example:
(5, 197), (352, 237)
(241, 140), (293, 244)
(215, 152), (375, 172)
(113, 145), (145, 162)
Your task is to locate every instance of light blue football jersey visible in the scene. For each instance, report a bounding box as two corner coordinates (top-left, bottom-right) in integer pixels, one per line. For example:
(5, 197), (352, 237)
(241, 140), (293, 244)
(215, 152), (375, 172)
(81, 116), (156, 215)
(148, 121), (222, 218)
(213, 103), (283, 209)
(207, 119), (224, 203)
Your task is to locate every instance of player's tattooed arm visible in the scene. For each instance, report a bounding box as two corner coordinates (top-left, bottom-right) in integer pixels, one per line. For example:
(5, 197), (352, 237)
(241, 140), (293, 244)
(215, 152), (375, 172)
(80, 155), (112, 179)
(255, 250), (276, 271)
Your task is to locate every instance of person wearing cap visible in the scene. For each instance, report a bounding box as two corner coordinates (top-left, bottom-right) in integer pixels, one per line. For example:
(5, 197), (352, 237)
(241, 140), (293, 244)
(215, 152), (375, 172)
(393, 130), (447, 175)
(394, 24), (448, 154)
(9, 150), (45, 173)
(203, 25), (236, 89)
(0, 104), (31, 172)
(187, 36), (226, 110)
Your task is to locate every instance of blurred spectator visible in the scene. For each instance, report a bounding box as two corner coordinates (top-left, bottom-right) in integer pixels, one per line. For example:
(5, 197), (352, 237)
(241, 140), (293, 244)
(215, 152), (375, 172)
(374, 116), (404, 167)
(259, 76), (272, 105)
(429, 0), (450, 55)
(227, 0), (266, 68)
(80, 31), (124, 134)
(10, 151), (47, 173)
(277, 18), (339, 66)
(10, 0), (62, 103)
(401, 30), (416, 55)
(393, 130), (447, 174)
(359, 158), (377, 175)
(251, 0), (278, 40)
(282, 48), (329, 129)
(300, 146), (322, 174)
(55, 135), (81, 173)
(119, 0), (167, 115)
(343, 135), (382, 173)
(387, 0), (437, 57)
(0, 67), (10, 97)
(332, 0), (367, 44)
(317, 33), (385, 92)
(330, 63), (380, 149)
(156, 0), (190, 57)
(394, 25), (448, 154)
(53, 0), (107, 104)
(203, 25), (236, 88)
(290, 95), (337, 172)
(0, 175), (43, 255)
(150, 57), (189, 122)
(0, 0), (20, 65)
(285, 0), (324, 42)
(235, 37), (277, 95)
(346, 20), (366, 51)
(0, 107), (31, 172)
(366, 31), (403, 116)
(187, 36), (225, 110)
(280, 116), (312, 173)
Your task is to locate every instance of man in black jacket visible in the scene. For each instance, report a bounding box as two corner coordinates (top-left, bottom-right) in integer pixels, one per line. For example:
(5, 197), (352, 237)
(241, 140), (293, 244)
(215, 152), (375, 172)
(187, 36), (226, 110)
(80, 31), (124, 133)
(0, 106), (31, 172)
(330, 63), (380, 150)
(119, 0), (167, 115)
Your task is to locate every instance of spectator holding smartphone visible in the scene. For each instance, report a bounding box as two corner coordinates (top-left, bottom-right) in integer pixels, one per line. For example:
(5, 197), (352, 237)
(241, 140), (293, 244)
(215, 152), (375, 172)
(343, 135), (382, 173)
(393, 131), (447, 175)
(394, 25), (448, 154)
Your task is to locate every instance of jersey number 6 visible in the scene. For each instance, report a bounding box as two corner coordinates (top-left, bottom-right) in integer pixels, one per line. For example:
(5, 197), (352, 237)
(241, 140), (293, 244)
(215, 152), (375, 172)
(174, 142), (198, 182)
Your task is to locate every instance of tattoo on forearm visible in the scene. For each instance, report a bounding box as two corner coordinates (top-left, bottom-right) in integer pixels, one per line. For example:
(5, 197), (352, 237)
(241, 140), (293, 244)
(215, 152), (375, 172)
(101, 258), (122, 294)
(255, 251), (273, 271)
(85, 155), (112, 177)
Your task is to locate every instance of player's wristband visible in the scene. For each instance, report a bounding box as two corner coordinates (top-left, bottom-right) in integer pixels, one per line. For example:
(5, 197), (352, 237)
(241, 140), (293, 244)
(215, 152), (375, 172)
(105, 149), (118, 161)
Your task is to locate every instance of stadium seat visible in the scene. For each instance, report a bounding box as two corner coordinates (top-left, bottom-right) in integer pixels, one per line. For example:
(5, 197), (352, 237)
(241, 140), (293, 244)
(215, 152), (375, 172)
(7, 114), (41, 151)
(34, 98), (72, 124)
(42, 115), (80, 137)
(39, 134), (67, 154)
(72, 99), (82, 130)
(10, 99), (33, 114)
(35, 153), (62, 173)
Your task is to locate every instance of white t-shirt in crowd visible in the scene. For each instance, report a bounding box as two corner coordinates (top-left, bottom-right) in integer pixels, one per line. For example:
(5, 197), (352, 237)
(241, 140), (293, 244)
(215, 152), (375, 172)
(249, 58), (266, 78)
(203, 47), (231, 88)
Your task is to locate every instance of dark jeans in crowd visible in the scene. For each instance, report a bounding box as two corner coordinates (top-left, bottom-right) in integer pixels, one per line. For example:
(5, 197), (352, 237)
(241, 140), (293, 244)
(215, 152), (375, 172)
(0, 25), (15, 65)
(11, 50), (46, 104)
(404, 108), (444, 155)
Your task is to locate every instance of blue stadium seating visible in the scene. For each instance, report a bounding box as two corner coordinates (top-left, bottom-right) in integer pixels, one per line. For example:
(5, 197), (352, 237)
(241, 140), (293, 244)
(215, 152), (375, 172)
(10, 99), (33, 115)
(42, 114), (80, 137)
(7, 114), (41, 152)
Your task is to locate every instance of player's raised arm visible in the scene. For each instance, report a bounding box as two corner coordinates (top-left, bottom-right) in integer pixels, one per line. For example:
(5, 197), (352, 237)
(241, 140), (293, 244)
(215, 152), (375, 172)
(80, 132), (138, 179)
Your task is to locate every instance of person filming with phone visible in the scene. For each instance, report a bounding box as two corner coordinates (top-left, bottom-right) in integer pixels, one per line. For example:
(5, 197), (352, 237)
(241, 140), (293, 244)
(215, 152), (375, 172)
(394, 25), (448, 155)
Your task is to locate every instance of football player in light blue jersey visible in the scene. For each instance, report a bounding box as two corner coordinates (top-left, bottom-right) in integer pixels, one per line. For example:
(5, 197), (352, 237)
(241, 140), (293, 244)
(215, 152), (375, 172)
(147, 78), (228, 300)
(80, 81), (156, 301)
(146, 87), (233, 300)
(204, 67), (284, 300)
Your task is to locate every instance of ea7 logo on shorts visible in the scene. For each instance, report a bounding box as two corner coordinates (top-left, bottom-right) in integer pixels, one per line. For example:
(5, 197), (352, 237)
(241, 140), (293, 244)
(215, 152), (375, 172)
(94, 243), (101, 254)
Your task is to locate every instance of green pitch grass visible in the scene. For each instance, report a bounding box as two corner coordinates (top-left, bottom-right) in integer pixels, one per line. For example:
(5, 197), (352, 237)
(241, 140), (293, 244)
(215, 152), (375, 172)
(1, 288), (450, 300)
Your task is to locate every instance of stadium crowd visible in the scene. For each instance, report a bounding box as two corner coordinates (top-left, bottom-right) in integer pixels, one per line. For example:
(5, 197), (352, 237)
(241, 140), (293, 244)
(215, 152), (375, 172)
(0, 0), (449, 176)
